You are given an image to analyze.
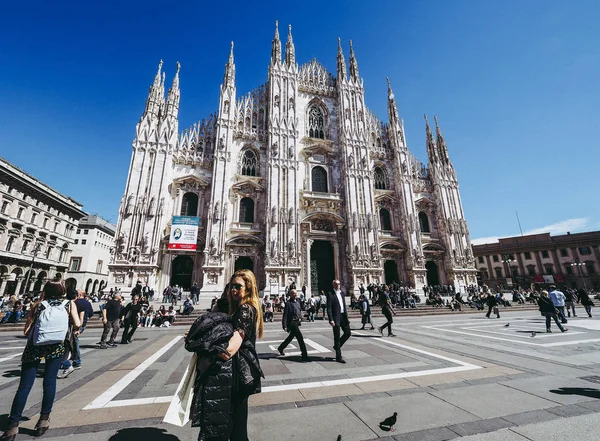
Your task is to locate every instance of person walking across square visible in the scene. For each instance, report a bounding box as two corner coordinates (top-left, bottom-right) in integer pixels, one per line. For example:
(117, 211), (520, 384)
(327, 279), (351, 364)
(359, 294), (374, 330)
(538, 290), (568, 333)
(98, 294), (122, 349)
(277, 289), (309, 362)
(548, 285), (568, 323)
(377, 287), (397, 336)
(121, 295), (143, 344)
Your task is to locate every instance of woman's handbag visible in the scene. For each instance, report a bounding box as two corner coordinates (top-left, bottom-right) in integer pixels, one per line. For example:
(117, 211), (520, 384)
(493, 306), (499, 315)
(164, 353), (197, 427)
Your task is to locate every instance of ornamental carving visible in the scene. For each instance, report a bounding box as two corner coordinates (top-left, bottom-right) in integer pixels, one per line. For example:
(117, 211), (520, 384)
(312, 219), (334, 232)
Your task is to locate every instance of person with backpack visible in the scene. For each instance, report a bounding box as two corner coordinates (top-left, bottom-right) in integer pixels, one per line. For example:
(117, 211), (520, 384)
(2, 280), (80, 441)
(359, 294), (375, 330)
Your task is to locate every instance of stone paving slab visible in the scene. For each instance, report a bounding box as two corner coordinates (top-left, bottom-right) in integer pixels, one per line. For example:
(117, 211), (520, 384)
(344, 391), (480, 437)
(511, 412), (600, 441)
(446, 416), (513, 437)
(498, 375), (599, 405)
(248, 403), (376, 441)
(428, 383), (558, 419)
(455, 428), (528, 441)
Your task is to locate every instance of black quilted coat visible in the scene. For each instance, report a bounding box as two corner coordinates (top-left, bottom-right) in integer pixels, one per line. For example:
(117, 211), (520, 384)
(185, 312), (234, 440)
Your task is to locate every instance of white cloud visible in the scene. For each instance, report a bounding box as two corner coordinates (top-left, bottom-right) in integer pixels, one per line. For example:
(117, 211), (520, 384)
(471, 217), (591, 246)
(524, 217), (590, 236)
(471, 236), (500, 245)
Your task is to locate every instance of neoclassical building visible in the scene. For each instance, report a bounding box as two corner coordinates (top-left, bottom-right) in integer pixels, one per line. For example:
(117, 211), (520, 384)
(108, 23), (477, 302)
(65, 215), (116, 295)
(0, 157), (85, 296)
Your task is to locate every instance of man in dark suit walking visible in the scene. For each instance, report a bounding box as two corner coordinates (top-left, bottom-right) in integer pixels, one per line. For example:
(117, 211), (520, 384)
(277, 289), (309, 362)
(327, 279), (352, 363)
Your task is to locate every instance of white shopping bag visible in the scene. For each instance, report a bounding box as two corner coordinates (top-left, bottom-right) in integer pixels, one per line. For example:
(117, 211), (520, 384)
(163, 353), (197, 427)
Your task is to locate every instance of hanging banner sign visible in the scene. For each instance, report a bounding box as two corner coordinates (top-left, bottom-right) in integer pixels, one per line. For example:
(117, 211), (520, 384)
(168, 216), (200, 250)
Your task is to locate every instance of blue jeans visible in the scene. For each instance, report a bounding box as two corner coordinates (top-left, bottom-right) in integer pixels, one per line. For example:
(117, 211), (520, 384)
(0, 311), (11, 323)
(9, 358), (63, 424)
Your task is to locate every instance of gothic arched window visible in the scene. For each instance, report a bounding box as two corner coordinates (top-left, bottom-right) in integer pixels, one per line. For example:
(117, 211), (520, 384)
(379, 208), (392, 231)
(308, 106), (325, 139)
(241, 149), (258, 176)
(181, 192), (198, 216)
(419, 211), (430, 233)
(373, 166), (387, 190)
(311, 166), (328, 193)
(239, 197), (254, 223)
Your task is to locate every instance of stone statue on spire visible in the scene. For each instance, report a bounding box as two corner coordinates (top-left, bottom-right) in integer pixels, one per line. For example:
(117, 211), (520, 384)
(285, 24), (295, 66)
(349, 40), (359, 81)
(271, 20), (282, 64)
(337, 37), (346, 80)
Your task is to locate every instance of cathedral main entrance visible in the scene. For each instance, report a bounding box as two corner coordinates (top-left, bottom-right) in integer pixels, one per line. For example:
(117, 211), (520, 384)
(171, 255), (194, 290)
(234, 256), (254, 272)
(384, 260), (399, 285)
(310, 240), (335, 294)
(425, 260), (440, 286)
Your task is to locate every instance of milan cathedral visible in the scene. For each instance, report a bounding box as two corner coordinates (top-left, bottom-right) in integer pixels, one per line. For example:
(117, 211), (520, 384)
(108, 22), (477, 303)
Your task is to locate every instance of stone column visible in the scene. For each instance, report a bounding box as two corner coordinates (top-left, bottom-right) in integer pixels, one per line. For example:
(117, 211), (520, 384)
(0, 276), (8, 296)
(333, 239), (340, 282)
(306, 238), (313, 294)
(14, 276), (24, 295)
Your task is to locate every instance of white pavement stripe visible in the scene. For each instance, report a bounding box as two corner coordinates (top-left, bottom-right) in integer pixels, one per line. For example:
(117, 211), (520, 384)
(262, 365), (478, 392)
(103, 396), (172, 408)
(83, 335), (183, 410)
(94, 334), (483, 408)
(353, 331), (481, 368)
(461, 326), (585, 338)
(422, 325), (591, 347)
(541, 338), (600, 347)
(101, 363), (480, 403)
(0, 353), (21, 363)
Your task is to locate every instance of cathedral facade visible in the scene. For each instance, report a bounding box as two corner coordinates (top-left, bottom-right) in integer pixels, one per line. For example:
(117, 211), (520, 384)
(108, 23), (477, 302)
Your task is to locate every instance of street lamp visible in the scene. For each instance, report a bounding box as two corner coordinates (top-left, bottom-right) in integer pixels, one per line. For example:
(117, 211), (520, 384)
(571, 258), (587, 290)
(502, 255), (516, 289)
(23, 243), (41, 295)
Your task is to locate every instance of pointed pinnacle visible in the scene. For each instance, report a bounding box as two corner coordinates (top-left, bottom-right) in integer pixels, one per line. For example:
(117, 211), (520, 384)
(158, 59), (163, 71)
(175, 61), (181, 75)
(349, 40), (355, 55)
(288, 24), (292, 37)
(274, 20), (280, 39)
(338, 37), (342, 50)
(229, 41), (234, 61)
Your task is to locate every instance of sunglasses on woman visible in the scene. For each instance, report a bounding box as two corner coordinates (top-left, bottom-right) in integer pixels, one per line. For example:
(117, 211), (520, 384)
(230, 283), (244, 290)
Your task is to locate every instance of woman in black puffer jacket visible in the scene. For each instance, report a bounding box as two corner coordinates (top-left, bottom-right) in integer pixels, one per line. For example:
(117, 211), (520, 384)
(186, 270), (264, 441)
(185, 308), (234, 440)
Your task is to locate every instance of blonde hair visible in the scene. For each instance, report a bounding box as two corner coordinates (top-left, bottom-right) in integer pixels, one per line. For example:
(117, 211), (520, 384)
(228, 269), (264, 339)
(541, 290), (549, 297)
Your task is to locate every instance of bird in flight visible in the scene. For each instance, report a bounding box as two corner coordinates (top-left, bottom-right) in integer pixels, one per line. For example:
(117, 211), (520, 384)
(379, 412), (398, 432)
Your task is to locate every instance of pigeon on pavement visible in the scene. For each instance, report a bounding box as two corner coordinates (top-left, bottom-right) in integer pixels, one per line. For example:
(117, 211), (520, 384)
(336, 436), (342, 441)
(504, 323), (510, 327)
(379, 412), (398, 431)
(530, 332), (536, 337)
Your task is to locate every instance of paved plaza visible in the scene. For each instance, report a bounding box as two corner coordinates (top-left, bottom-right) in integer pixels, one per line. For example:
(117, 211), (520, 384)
(3, 309), (600, 440)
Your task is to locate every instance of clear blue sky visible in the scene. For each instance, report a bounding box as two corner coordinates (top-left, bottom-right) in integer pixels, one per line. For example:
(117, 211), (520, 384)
(1, 0), (598, 243)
